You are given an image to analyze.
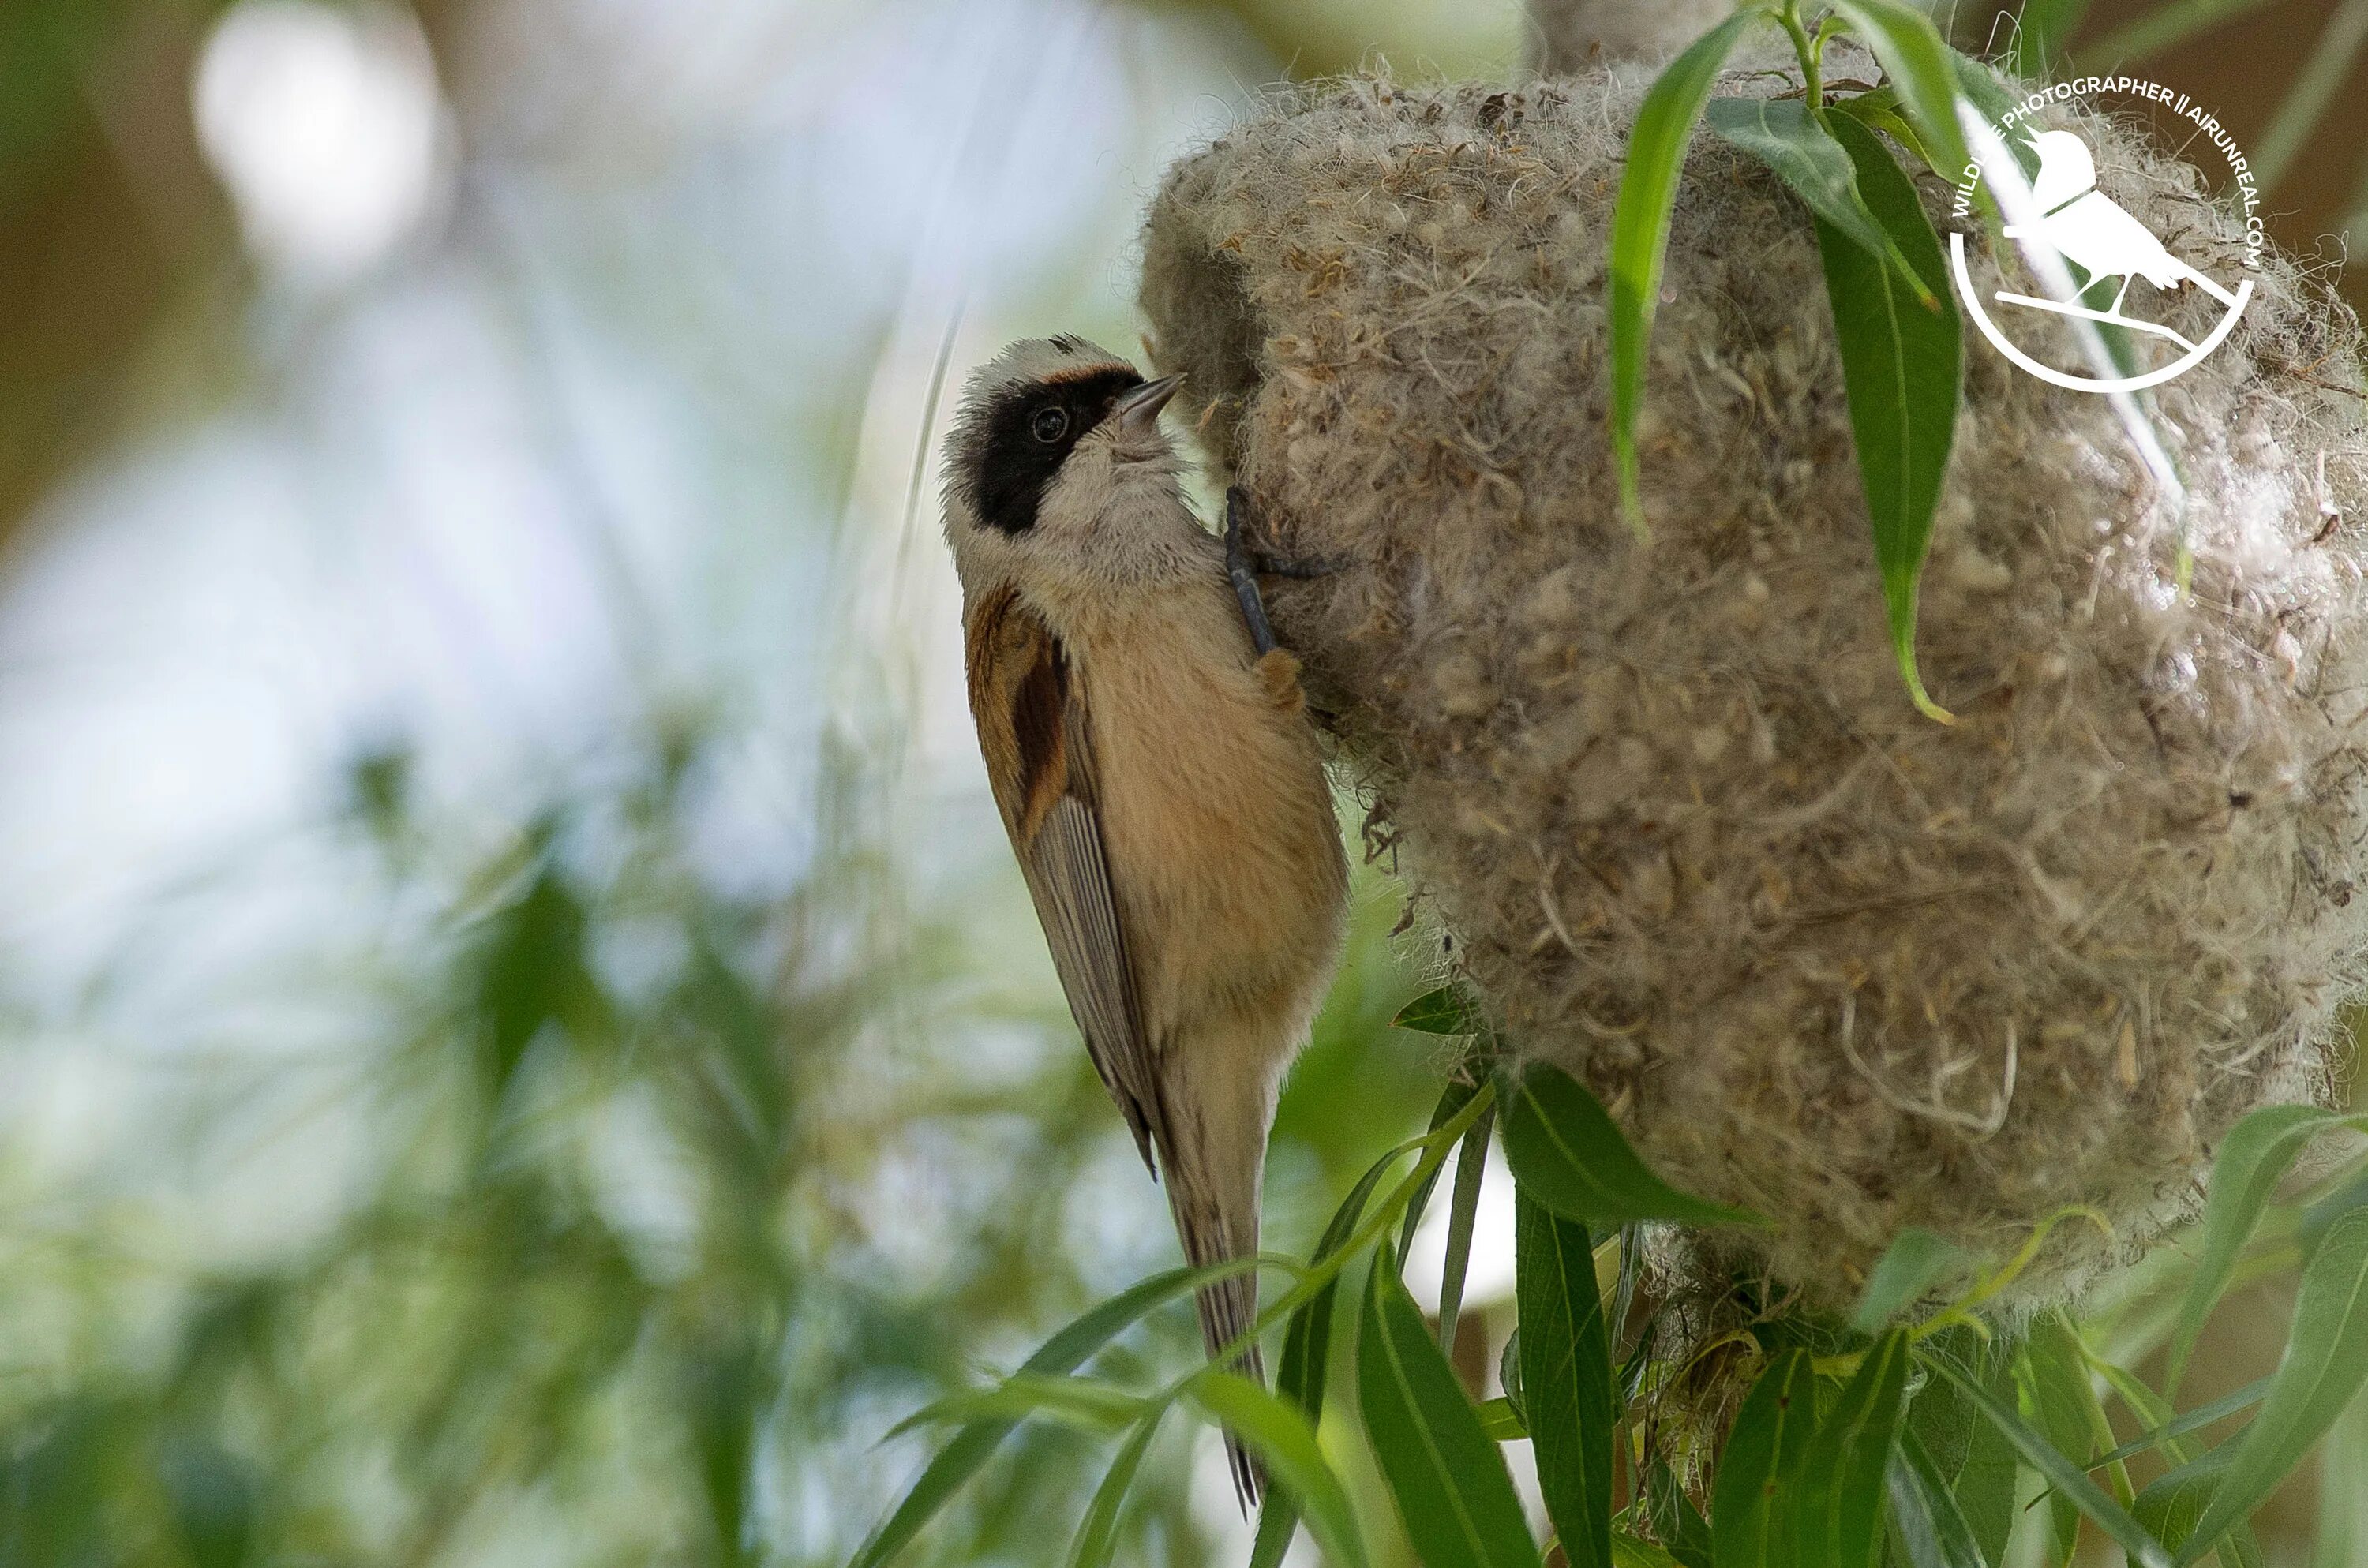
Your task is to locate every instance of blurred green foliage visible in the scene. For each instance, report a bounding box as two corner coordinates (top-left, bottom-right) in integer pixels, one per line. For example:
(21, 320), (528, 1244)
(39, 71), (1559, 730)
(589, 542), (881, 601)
(0, 703), (1441, 1564)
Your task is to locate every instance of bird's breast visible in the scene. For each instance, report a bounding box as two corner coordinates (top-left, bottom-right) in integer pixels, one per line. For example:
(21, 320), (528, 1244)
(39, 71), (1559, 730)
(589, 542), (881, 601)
(1067, 590), (1347, 1031)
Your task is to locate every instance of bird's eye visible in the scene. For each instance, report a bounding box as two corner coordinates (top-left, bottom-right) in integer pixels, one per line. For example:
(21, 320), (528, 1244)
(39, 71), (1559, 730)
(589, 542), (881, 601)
(1031, 406), (1070, 443)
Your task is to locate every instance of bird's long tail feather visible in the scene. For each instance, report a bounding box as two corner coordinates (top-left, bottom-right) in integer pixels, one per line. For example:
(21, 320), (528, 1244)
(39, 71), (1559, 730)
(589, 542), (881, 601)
(1192, 1270), (1267, 1510)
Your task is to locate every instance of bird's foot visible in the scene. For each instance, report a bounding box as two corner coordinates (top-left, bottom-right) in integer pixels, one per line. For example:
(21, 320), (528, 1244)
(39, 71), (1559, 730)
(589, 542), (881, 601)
(1224, 487), (1280, 657)
(1224, 488), (1344, 657)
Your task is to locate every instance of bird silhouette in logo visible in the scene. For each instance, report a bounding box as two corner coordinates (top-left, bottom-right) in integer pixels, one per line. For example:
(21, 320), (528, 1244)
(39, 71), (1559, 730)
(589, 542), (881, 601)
(2001, 129), (2238, 324)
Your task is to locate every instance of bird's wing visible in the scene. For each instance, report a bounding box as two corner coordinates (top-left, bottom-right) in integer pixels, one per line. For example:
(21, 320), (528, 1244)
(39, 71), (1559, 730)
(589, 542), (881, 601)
(964, 585), (1166, 1173)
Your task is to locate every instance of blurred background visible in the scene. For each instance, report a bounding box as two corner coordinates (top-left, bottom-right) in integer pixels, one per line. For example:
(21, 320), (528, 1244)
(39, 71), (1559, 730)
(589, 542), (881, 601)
(0, 0), (2359, 1563)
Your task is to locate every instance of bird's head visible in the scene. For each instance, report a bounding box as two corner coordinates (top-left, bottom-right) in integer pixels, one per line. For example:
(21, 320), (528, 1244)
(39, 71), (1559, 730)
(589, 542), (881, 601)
(2023, 129), (2098, 211)
(942, 336), (1194, 592)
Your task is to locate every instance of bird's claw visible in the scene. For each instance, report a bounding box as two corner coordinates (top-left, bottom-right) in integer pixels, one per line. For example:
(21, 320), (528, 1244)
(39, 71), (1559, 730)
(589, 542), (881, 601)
(1224, 488), (1280, 657)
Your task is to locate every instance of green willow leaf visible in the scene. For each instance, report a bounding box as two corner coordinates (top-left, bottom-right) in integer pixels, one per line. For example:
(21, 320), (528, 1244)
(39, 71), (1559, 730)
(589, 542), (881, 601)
(1649, 1458), (1715, 1568)
(1711, 1348), (1816, 1568)
(2100, 1365), (2268, 1568)
(2008, 0), (2093, 76)
(2168, 1106), (2365, 1394)
(1403, 1076), (1487, 1259)
(1919, 1353), (2171, 1568)
(1825, 0), (1972, 176)
(1499, 1329), (1526, 1428)
(1500, 1065), (1762, 1230)
(1439, 1105), (1497, 1356)
(1703, 97), (1934, 305)
(1827, 87), (1933, 174)
(1252, 1140), (1414, 1568)
(1396, 986), (1486, 1035)
(1616, 1534), (1688, 1568)
(1953, 1345), (2020, 1568)
(1187, 1373), (1370, 1568)
(850, 1259), (1253, 1568)
(1887, 1431), (1988, 1568)
(882, 1373), (1143, 1440)
(2135, 1441), (2237, 1558)
(1477, 1398), (1528, 1440)
(1812, 111), (1962, 723)
(1360, 1243), (1542, 1568)
(1850, 1228), (1968, 1333)
(1516, 1194), (1616, 1568)
(1793, 1328), (1913, 1568)
(1608, 6), (1763, 534)
(2176, 1207), (2368, 1562)
(2091, 1376), (2269, 1471)
(2019, 1315), (2109, 1562)
(1066, 1410), (1165, 1568)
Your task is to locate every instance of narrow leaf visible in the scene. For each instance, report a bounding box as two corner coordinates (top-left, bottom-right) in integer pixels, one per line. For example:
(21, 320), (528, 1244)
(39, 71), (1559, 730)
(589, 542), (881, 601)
(1830, 95), (1934, 177)
(1616, 1534), (1688, 1568)
(2018, 1315), (2110, 1560)
(1499, 1329), (1526, 1428)
(2134, 1441), (2239, 1557)
(883, 1373), (1142, 1439)
(2090, 1376), (2269, 1471)
(2176, 1207), (2368, 1562)
(1066, 1410), (1165, 1568)
(2168, 1106), (2362, 1394)
(1851, 1228), (1969, 1333)
(1500, 1065), (1762, 1230)
(1253, 1140), (1413, 1568)
(1703, 97), (1935, 305)
(1825, 0), (1972, 175)
(1710, 1348), (1817, 1568)
(1188, 1372), (1370, 1568)
(1813, 110), (1962, 722)
(2104, 1363), (2269, 1568)
(1887, 1431), (1988, 1568)
(1360, 1244), (1543, 1568)
(1397, 986), (1486, 1035)
(1953, 1345), (2020, 1568)
(1609, 8), (1764, 533)
(1793, 1327), (1913, 1568)
(1477, 1398), (1528, 1439)
(1404, 1076), (1487, 1259)
(1439, 1105), (1497, 1357)
(852, 1260), (1253, 1568)
(1919, 1353), (2171, 1568)
(1517, 1194), (1616, 1568)
(1649, 1458), (1716, 1568)
(2008, 0), (2093, 76)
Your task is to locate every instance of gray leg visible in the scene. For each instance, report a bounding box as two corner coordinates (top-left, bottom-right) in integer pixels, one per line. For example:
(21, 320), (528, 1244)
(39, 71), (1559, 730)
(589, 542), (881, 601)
(1225, 487), (1344, 656)
(1225, 486), (1280, 657)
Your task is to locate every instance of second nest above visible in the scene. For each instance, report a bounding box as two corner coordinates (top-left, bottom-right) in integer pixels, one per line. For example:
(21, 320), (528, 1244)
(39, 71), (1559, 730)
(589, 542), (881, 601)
(1139, 67), (2368, 1310)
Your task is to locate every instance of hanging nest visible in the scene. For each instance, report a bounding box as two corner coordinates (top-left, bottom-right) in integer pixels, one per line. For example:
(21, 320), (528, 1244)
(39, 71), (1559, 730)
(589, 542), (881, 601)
(1137, 66), (2368, 1309)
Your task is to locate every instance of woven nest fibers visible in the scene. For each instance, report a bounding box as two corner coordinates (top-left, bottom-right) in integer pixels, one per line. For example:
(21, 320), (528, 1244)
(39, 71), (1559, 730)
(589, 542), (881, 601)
(1138, 67), (2368, 1308)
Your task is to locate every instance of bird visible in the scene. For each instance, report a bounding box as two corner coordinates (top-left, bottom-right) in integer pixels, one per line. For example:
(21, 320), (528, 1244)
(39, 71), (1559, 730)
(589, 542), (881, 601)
(2003, 129), (2237, 316)
(940, 335), (1351, 1506)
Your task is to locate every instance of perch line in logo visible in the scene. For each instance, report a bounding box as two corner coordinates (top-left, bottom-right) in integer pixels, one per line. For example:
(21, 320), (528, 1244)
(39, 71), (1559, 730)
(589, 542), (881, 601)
(1948, 80), (2256, 395)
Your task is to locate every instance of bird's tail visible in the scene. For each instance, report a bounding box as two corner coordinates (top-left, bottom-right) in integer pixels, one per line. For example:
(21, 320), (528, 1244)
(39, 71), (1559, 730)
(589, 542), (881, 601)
(1158, 1061), (1276, 1513)
(1190, 1263), (1267, 1510)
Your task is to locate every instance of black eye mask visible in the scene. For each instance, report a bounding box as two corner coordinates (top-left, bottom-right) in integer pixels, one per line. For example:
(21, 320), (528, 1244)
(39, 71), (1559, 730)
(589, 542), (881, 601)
(972, 367), (1145, 536)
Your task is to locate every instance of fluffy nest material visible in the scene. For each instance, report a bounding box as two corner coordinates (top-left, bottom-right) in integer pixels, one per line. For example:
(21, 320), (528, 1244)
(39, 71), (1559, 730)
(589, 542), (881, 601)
(1138, 65), (2368, 1308)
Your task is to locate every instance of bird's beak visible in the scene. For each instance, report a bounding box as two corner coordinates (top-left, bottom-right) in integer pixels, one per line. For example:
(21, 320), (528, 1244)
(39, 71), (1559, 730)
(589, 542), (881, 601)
(1113, 373), (1183, 437)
